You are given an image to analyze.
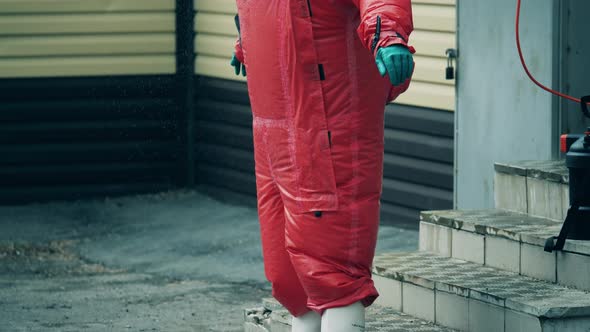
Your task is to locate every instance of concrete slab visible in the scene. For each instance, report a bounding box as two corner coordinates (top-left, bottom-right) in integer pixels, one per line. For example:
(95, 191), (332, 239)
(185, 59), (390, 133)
(0, 187), (418, 331)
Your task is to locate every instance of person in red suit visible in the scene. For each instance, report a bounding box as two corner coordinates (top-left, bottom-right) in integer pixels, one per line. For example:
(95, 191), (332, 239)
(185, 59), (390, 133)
(231, 1), (414, 331)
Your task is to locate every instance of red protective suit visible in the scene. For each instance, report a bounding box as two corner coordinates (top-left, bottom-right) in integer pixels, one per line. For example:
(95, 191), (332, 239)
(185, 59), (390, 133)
(235, 0), (414, 317)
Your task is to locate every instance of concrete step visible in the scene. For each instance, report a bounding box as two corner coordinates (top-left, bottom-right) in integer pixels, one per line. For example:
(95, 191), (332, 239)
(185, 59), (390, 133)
(494, 160), (568, 220)
(419, 209), (590, 291)
(244, 298), (458, 332)
(372, 251), (590, 332)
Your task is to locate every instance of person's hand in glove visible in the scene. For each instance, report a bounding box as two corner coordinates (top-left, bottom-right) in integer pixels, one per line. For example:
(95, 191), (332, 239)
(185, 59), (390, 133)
(375, 45), (413, 87)
(230, 53), (246, 77)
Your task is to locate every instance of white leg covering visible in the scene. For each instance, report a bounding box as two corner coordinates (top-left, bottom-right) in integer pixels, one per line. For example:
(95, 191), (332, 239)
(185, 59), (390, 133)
(292, 310), (321, 332)
(321, 301), (365, 332)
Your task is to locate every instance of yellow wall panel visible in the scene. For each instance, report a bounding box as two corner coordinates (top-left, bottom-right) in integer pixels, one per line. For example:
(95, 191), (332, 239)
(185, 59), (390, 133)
(394, 81), (455, 111)
(0, 1), (176, 77)
(0, 34), (175, 57)
(195, 34), (235, 58)
(0, 0), (174, 13)
(0, 55), (175, 78)
(195, 12), (236, 36)
(411, 30), (455, 58)
(413, 4), (456, 32)
(0, 13), (175, 35)
(195, 0), (236, 15)
(196, 55), (246, 82)
(412, 56), (453, 86)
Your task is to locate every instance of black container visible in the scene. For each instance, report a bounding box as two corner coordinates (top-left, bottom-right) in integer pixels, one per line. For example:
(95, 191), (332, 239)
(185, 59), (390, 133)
(565, 134), (590, 240)
(545, 96), (590, 252)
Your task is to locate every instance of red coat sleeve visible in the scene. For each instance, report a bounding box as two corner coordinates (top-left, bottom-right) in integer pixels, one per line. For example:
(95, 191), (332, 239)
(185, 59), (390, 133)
(351, 0), (414, 57)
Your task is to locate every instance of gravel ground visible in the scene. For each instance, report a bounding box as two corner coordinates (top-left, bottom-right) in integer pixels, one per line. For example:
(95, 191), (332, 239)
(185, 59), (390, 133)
(0, 188), (418, 332)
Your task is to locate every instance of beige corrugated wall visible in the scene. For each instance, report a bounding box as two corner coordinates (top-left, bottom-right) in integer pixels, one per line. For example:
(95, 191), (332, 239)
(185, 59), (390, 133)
(194, 0), (244, 82)
(0, 0), (176, 78)
(195, 0), (456, 111)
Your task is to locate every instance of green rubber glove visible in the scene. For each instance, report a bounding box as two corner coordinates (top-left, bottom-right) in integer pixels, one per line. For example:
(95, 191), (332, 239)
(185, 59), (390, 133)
(375, 45), (413, 86)
(230, 54), (246, 77)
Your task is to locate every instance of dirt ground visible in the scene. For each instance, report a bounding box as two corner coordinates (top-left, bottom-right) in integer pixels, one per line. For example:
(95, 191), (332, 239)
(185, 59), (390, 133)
(0, 188), (418, 332)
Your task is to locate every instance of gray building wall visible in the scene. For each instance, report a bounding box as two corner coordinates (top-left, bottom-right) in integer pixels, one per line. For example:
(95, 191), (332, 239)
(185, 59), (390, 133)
(455, 0), (560, 209)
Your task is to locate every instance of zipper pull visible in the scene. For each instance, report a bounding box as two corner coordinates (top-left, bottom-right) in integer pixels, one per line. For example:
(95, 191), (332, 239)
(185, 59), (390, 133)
(370, 16), (382, 55)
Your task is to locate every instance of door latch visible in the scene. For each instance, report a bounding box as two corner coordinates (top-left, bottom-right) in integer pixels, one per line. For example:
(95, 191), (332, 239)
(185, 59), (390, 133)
(445, 48), (457, 80)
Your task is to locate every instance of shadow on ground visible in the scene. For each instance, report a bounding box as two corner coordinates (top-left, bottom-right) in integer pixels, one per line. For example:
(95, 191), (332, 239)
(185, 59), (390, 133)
(0, 187), (418, 331)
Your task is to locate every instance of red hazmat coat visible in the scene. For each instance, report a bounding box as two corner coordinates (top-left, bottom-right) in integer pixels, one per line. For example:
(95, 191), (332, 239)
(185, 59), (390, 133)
(235, 0), (414, 317)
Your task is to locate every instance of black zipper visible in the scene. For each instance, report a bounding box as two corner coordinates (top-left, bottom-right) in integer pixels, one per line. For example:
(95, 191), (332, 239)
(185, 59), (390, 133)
(370, 16), (382, 54)
(306, 0), (313, 17)
(318, 64), (325, 81)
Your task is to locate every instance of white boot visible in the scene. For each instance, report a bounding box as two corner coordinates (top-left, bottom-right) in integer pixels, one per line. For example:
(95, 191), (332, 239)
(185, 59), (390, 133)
(321, 301), (365, 332)
(292, 310), (322, 332)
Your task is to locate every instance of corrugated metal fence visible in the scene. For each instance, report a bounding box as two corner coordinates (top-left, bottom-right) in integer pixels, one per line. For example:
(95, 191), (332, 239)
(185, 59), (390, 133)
(0, 0), (176, 77)
(0, 1), (179, 203)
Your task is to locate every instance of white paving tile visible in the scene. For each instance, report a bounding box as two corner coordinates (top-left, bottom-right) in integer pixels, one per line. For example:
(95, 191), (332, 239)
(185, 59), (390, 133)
(527, 178), (563, 221)
(520, 242), (556, 282)
(420, 222), (452, 257)
(435, 290), (468, 331)
(468, 298), (504, 332)
(451, 229), (484, 264)
(373, 274), (402, 311)
(485, 235), (520, 273)
(505, 310), (541, 332)
(557, 251), (590, 291)
(494, 172), (528, 214)
(403, 283), (435, 322)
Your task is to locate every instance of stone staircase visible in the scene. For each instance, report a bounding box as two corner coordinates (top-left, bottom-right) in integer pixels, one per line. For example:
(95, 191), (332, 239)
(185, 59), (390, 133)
(244, 160), (590, 331)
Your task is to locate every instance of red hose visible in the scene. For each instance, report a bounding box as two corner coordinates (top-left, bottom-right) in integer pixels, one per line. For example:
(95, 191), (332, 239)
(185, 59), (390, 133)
(516, 0), (588, 105)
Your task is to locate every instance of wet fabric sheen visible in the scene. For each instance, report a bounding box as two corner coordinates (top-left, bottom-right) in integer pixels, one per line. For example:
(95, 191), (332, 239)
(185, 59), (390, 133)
(235, 0), (414, 316)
